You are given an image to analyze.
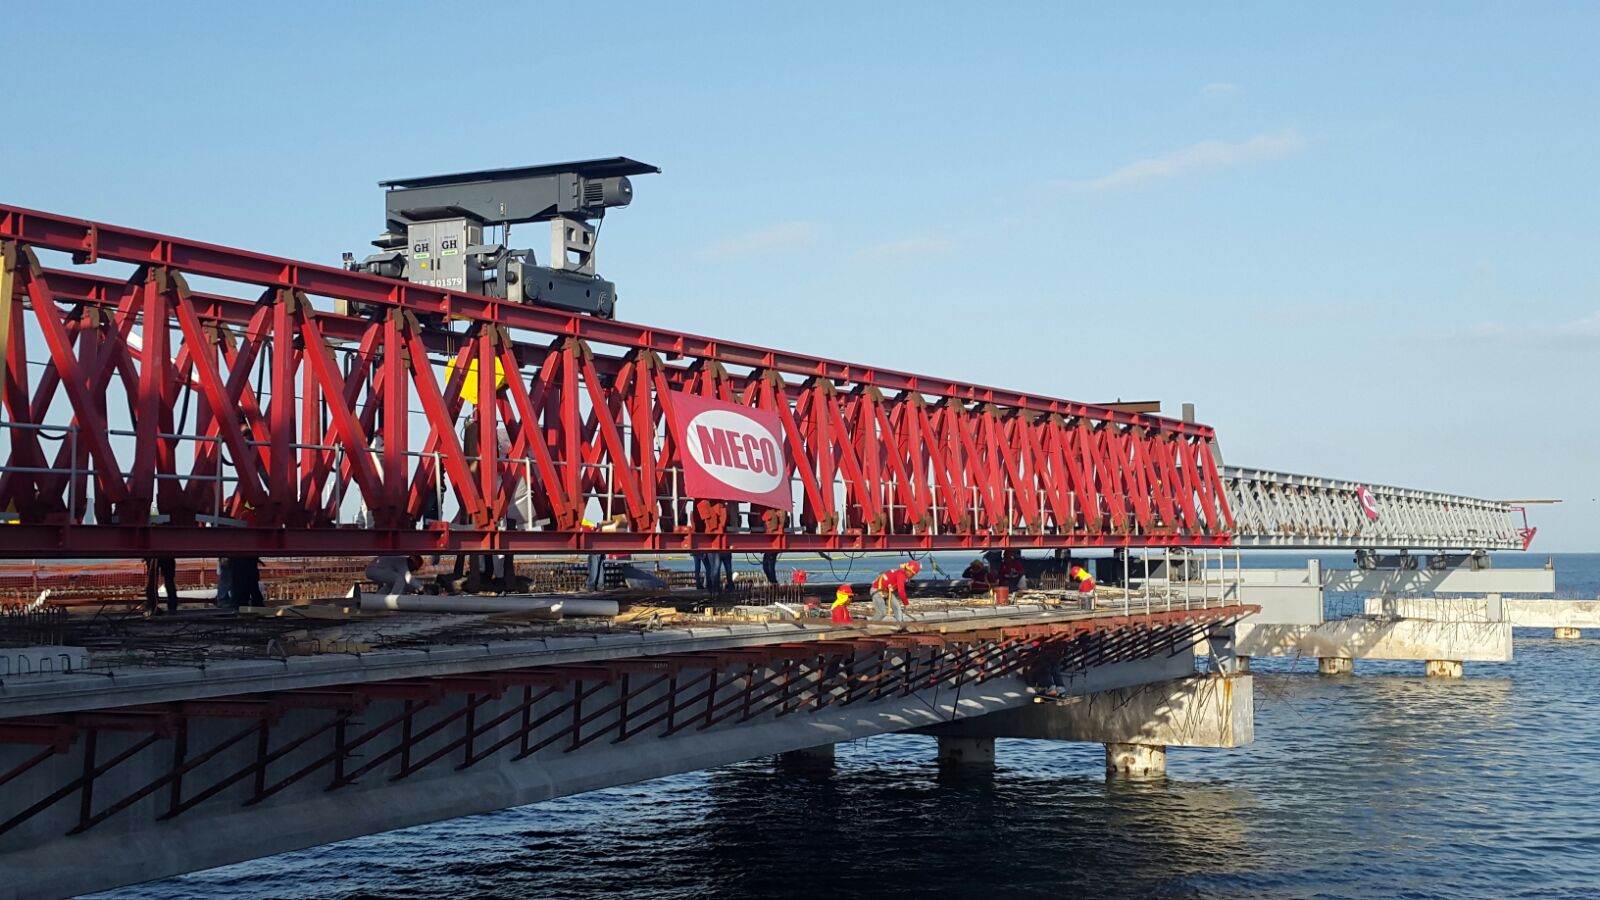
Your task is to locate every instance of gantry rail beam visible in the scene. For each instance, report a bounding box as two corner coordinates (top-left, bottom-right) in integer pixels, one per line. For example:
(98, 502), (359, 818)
(1222, 465), (1528, 550)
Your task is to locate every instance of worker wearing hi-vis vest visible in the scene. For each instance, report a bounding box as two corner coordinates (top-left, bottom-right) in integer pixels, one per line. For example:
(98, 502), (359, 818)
(831, 585), (855, 624)
(871, 560), (920, 622)
(581, 519), (605, 591)
(1069, 564), (1096, 607)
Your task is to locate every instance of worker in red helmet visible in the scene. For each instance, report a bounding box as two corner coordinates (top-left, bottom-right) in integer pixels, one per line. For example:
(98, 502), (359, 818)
(870, 560), (920, 623)
(831, 584), (855, 624)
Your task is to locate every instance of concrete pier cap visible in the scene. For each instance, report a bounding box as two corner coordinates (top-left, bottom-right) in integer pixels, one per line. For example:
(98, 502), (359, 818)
(921, 674), (1252, 780)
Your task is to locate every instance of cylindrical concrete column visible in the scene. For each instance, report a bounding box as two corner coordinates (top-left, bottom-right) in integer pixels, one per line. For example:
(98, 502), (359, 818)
(1318, 657), (1353, 676)
(1425, 660), (1463, 678)
(1105, 742), (1166, 778)
(1554, 627), (1582, 640)
(936, 735), (995, 767)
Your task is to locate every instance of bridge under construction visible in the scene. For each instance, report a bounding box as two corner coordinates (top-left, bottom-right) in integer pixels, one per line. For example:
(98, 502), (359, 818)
(0, 160), (1543, 898)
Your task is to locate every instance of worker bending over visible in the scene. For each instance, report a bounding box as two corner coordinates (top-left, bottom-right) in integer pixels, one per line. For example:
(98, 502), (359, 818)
(366, 556), (424, 596)
(870, 560), (920, 623)
(831, 584), (855, 624)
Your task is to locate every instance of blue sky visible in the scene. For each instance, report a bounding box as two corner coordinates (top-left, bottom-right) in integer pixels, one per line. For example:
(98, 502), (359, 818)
(5, 2), (1597, 549)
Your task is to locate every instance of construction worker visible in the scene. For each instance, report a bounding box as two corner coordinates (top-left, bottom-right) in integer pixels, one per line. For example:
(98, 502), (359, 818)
(870, 560), (920, 622)
(961, 557), (992, 594)
(693, 552), (713, 591)
(143, 556), (179, 616)
(229, 556), (265, 607)
(365, 555), (424, 596)
(761, 551), (780, 584)
(1070, 563), (1096, 607)
(581, 518), (604, 591)
(831, 584), (855, 624)
(998, 549), (1025, 591)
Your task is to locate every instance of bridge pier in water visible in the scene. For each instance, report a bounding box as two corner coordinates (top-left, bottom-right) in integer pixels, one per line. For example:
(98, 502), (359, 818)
(923, 659), (1254, 781)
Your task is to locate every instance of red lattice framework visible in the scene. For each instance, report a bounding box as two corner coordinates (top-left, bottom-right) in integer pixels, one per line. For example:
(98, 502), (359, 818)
(0, 203), (1233, 557)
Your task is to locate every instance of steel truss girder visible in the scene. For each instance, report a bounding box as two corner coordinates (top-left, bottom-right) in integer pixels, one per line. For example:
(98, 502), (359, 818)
(0, 204), (1232, 557)
(1222, 465), (1525, 550)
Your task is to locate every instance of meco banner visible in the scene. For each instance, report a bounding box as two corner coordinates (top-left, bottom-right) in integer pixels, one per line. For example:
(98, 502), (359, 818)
(670, 391), (791, 509)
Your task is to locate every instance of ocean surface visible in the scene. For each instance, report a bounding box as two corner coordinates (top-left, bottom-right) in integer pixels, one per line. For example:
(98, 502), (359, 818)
(96, 553), (1600, 900)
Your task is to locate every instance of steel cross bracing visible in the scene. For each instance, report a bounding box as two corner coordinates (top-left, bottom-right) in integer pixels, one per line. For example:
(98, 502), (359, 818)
(1222, 465), (1526, 550)
(0, 203), (1233, 558)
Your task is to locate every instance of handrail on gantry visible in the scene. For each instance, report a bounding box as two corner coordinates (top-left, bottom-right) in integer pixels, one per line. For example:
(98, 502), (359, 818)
(0, 202), (1234, 558)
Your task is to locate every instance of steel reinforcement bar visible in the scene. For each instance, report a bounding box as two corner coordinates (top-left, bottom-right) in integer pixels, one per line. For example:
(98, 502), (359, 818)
(0, 203), (1232, 557)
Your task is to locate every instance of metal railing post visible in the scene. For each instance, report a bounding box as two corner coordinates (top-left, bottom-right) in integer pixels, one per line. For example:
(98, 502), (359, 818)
(334, 446), (344, 525)
(66, 425), (79, 522)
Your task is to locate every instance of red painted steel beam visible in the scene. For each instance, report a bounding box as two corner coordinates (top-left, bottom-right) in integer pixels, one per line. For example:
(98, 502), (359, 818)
(0, 203), (1236, 557)
(0, 204), (1212, 434)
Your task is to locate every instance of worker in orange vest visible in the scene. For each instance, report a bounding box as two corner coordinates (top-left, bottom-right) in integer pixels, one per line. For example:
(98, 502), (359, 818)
(831, 584), (855, 624)
(870, 560), (920, 622)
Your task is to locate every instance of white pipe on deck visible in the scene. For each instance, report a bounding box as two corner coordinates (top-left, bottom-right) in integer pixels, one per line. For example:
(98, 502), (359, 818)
(357, 592), (619, 617)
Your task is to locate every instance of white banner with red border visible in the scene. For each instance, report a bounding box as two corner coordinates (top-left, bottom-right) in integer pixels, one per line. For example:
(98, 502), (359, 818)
(670, 391), (791, 509)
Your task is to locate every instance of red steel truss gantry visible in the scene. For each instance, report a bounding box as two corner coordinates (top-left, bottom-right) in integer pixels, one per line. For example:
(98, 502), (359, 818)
(0, 203), (1233, 558)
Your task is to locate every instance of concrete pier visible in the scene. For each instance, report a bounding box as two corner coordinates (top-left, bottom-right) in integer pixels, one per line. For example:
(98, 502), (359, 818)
(777, 743), (836, 768)
(1426, 660), (1464, 678)
(1106, 743), (1167, 778)
(1318, 657), (1354, 675)
(924, 674), (1252, 780)
(936, 735), (996, 768)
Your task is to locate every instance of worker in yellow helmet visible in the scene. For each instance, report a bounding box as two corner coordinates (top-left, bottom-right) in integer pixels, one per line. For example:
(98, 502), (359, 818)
(831, 584), (855, 624)
(1069, 564), (1096, 609)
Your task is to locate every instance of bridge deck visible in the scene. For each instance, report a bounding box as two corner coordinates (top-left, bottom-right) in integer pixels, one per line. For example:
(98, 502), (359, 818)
(1, 595), (1235, 718)
(0, 594), (1252, 900)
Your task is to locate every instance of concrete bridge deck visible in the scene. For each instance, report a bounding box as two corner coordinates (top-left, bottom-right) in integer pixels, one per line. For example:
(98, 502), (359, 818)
(0, 596), (1254, 899)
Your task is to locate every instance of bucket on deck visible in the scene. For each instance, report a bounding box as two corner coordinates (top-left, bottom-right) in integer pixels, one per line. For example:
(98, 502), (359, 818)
(994, 586), (1010, 605)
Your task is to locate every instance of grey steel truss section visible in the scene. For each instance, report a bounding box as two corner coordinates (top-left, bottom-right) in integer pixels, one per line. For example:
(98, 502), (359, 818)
(1222, 466), (1524, 550)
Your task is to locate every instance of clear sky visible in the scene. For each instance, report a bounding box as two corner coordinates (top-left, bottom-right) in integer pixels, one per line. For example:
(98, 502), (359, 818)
(5, 2), (1597, 549)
